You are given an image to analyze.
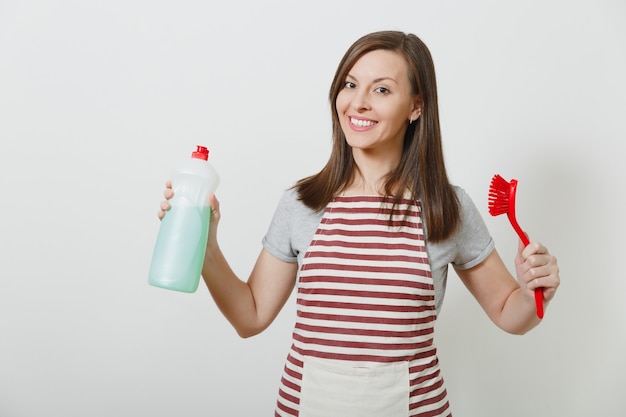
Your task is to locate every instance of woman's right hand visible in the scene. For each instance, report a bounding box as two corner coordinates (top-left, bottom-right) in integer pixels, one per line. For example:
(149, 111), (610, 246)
(156, 180), (221, 254)
(157, 180), (174, 220)
(156, 180), (220, 228)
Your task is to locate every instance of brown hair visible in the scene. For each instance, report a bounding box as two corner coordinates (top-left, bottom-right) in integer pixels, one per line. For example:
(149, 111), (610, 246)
(295, 30), (460, 242)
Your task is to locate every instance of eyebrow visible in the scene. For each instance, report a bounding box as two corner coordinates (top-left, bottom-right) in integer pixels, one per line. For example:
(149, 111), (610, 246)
(346, 74), (399, 84)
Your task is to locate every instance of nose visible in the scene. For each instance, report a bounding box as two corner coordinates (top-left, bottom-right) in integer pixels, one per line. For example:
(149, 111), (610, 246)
(352, 89), (370, 112)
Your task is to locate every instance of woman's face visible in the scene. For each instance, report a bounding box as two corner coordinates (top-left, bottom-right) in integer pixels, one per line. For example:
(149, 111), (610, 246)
(336, 49), (420, 155)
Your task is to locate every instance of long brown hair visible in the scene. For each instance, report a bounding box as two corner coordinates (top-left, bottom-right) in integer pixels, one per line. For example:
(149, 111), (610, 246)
(295, 31), (460, 242)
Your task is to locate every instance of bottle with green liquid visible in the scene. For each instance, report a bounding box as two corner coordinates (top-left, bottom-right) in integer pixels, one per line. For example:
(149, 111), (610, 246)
(148, 145), (220, 293)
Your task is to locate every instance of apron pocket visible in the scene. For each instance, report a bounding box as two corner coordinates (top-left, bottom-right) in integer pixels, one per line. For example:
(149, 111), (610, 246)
(299, 359), (409, 417)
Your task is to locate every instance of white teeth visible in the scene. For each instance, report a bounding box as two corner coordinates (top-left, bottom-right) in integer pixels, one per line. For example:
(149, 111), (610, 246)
(351, 117), (376, 127)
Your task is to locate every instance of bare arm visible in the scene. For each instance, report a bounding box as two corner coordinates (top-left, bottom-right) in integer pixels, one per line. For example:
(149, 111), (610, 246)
(202, 245), (297, 338)
(455, 240), (560, 335)
(158, 183), (298, 338)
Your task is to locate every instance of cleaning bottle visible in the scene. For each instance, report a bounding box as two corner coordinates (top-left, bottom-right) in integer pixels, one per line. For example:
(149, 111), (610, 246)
(148, 145), (220, 293)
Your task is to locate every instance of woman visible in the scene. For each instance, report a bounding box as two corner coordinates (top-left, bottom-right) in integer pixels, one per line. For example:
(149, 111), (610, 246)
(158, 31), (560, 417)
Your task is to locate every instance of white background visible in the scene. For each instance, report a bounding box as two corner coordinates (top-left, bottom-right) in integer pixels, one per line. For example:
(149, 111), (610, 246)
(1, 0), (625, 416)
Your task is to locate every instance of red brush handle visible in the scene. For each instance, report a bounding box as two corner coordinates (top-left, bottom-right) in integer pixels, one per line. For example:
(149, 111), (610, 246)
(508, 181), (543, 319)
(534, 288), (544, 319)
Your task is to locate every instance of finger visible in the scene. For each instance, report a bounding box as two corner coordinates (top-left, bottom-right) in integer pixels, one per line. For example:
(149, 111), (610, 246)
(164, 188), (174, 200)
(515, 235), (536, 266)
(522, 241), (548, 259)
(525, 253), (552, 270)
(541, 286), (559, 302)
(517, 235), (528, 254)
(160, 200), (171, 212)
(527, 264), (555, 282)
(209, 193), (220, 211)
(526, 257), (559, 286)
(527, 274), (560, 295)
(519, 254), (557, 280)
(209, 193), (220, 220)
(165, 180), (172, 189)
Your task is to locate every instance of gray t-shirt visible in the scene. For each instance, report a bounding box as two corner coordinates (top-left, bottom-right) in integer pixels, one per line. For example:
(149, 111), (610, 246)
(262, 186), (494, 314)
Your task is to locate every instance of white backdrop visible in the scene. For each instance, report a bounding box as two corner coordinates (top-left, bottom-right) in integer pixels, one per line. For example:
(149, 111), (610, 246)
(1, 0), (625, 416)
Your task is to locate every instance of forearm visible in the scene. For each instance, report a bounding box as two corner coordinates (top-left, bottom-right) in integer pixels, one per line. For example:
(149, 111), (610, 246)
(497, 288), (542, 335)
(201, 245), (260, 338)
(457, 249), (547, 335)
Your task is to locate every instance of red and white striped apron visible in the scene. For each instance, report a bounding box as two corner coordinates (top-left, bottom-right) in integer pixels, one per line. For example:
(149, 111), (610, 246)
(275, 196), (451, 417)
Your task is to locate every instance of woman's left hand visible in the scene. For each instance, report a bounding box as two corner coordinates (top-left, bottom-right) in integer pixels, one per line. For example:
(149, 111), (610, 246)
(515, 240), (560, 306)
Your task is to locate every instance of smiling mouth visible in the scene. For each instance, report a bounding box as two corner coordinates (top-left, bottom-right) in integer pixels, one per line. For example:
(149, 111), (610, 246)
(350, 117), (377, 128)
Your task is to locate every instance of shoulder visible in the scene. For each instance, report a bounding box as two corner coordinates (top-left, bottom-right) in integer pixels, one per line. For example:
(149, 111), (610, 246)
(451, 184), (472, 206)
(449, 185), (481, 220)
(426, 184), (494, 269)
(263, 187), (324, 262)
(275, 187), (320, 218)
(450, 184), (494, 268)
(269, 186), (326, 235)
(457, 185), (487, 223)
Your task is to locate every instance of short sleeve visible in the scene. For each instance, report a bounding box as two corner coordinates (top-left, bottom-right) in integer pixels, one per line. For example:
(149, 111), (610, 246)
(262, 188), (325, 266)
(451, 187), (495, 270)
(262, 189), (299, 263)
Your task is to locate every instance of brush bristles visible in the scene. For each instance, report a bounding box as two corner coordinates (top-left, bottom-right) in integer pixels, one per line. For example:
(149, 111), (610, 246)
(488, 174), (511, 216)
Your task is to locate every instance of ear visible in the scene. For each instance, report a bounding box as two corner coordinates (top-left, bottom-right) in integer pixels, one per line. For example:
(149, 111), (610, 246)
(409, 96), (422, 121)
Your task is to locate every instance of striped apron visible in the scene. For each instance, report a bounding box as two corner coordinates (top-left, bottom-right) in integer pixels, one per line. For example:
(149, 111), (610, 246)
(275, 196), (451, 417)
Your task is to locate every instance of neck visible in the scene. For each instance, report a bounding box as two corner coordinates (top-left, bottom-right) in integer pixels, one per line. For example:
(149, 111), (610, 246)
(344, 149), (401, 196)
(346, 175), (383, 196)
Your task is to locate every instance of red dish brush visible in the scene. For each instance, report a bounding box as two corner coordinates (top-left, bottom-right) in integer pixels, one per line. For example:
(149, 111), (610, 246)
(488, 174), (544, 319)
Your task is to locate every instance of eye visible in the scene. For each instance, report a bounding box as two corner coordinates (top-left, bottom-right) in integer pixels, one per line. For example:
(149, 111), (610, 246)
(344, 81), (356, 89)
(374, 86), (390, 94)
